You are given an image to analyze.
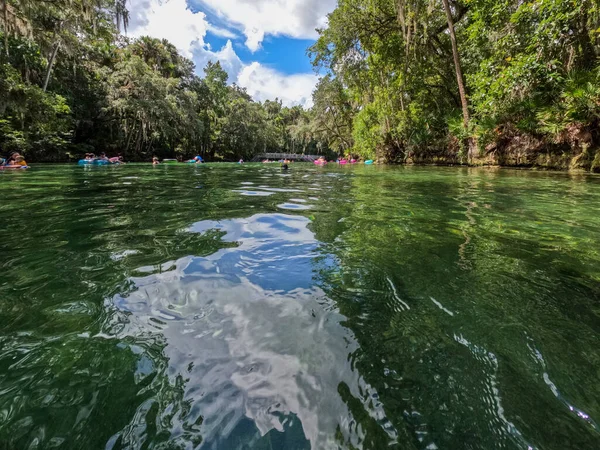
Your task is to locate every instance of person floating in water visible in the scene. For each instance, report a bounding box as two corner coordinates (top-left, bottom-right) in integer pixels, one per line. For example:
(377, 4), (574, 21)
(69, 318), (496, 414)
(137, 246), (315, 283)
(7, 152), (27, 166)
(238, 159), (244, 164)
(194, 155), (204, 163)
(152, 156), (160, 165)
(109, 155), (123, 164)
(13, 156), (27, 167)
(2, 152), (29, 168)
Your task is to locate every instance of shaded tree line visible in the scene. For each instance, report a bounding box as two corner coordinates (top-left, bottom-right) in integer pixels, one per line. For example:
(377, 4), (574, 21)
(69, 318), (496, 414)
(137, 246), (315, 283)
(0, 1), (332, 162)
(308, 0), (600, 169)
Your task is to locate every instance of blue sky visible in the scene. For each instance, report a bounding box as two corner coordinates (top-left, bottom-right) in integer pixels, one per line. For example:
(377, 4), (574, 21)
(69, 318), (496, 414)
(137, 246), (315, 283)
(207, 33), (316, 76)
(127, 0), (337, 107)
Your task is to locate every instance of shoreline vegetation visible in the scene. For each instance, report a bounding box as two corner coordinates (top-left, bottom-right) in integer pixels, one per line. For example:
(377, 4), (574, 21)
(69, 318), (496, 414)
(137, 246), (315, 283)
(1, 1), (599, 172)
(309, 0), (600, 173)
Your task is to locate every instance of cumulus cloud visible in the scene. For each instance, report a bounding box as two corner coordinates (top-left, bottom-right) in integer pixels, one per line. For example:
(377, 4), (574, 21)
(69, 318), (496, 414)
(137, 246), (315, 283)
(193, 40), (243, 82)
(238, 63), (317, 108)
(127, 0), (241, 78)
(195, 0), (336, 51)
(206, 24), (238, 39)
(128, 0), (209, 57)
(127, 0), (322, 108)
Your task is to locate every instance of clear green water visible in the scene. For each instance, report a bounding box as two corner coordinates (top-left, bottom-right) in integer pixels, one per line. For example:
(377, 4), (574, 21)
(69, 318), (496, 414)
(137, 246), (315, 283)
(1, 164), (599, 450)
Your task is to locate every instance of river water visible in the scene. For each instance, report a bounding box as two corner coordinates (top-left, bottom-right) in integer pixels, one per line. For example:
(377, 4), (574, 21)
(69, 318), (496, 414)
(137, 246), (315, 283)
(1, 164), (599, 449)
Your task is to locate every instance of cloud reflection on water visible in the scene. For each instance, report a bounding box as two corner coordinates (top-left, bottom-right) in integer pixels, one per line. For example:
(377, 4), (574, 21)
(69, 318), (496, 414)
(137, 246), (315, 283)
(110, 213), (395, 448)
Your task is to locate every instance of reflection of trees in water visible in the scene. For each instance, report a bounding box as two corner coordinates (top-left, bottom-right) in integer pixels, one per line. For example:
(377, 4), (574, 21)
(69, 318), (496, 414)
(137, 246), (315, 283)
(3, 166), (600, 449)
(310, 168), (600, 449)
(0, 330), (170, 448)
(0, 167), (298, 448)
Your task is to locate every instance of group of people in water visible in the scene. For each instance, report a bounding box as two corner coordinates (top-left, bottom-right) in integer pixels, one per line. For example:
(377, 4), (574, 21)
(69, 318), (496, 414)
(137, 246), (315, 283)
(261, 158), (292, 164)
(153, 155), (204, 165)
(314, 157), (359, 165)
(3, 151), (365, 169)
(0, 152), (29, 169)
(84, 153), (124, 164)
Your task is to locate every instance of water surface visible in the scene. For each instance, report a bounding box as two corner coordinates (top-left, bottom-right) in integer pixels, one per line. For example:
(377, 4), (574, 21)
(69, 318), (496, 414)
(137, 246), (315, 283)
(1, 164), (599, 449)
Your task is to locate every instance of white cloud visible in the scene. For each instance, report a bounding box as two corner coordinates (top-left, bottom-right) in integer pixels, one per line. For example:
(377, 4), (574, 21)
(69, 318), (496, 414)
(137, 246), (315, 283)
(128, 0), (209, 57)
(238, 62), (317, 108)
(195, 0), (336, 51)
(126, 0), (320, 108)
(193, 40), (243, 82)
(206, 24), (238, 39)
(127, 0), (241, 79)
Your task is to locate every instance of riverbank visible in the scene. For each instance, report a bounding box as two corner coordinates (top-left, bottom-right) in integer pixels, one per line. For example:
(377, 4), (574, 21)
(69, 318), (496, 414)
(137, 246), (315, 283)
(384, 126), (600, 172)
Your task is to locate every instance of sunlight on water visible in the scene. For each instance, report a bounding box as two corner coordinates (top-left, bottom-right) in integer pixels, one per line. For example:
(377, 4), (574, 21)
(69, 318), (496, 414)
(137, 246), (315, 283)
(0, 164), (599, 449)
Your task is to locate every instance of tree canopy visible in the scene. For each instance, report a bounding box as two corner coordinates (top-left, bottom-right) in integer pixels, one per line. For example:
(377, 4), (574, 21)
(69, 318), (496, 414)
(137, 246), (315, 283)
(0, 0), (331, 162)
(1, 0), (599, 167)
(309, 0), (600, 168)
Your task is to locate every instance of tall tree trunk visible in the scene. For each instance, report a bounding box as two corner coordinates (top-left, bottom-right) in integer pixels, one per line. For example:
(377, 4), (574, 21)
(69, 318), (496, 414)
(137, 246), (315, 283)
(2, 0), (9, 57)
(578, 7), (596, 68)
(43, 40), (60, 92)
(441, 0), (469, 129)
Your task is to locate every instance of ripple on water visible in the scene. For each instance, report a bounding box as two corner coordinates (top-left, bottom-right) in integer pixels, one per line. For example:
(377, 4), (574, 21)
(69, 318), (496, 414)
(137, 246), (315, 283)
(2, 165), (600, 450)
(257, 186), (305, 193)
(277, 203), (313, 211)
(109, 213), (396, 448)
(232, 189), (275, 197)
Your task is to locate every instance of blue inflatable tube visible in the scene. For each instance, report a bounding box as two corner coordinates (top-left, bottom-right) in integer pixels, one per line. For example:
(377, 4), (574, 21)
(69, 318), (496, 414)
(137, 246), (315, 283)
(365, 160), (374, 165)
(78, 159), (109, 166)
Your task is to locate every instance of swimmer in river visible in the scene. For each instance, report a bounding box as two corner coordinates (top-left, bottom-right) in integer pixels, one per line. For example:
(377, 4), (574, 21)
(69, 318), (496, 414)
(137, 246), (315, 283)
(7, 152), (27, 166)
(13, 156), (27, 167)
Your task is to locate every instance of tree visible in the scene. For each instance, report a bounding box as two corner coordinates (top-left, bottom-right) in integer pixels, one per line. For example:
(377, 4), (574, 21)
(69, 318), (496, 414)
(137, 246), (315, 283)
(441, 0), (469, 129)
(309, 0), (600, 166)
(311, 75), (355, 155)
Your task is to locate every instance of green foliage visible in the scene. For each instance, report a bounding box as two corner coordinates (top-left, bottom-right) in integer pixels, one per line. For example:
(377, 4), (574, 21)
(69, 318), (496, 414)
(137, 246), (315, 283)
(309, 0), (600, 163)
(0, 36), (72, 159)
(3, 0), (599, 163)
(352, 105), (381, 160)
(311, 75), (355, 155)
(0, 6), (331, 162)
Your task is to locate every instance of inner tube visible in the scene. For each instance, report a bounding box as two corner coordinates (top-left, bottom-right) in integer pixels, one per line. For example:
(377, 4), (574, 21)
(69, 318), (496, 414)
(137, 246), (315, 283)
(78, 159), (109, 165)
(365, 160), (374, 165)
(0, 165), (29, 170)
(314, 160), (327, 166)
(339, 160), (348, 165)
